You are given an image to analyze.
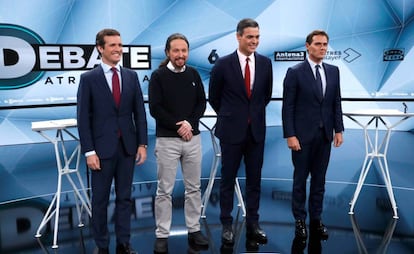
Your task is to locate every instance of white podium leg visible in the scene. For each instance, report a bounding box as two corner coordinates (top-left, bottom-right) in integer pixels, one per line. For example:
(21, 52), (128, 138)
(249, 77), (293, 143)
(35, 129), (91, 249)
(377, 151), (398, 218)
(201, 151), (220, 218)
(200, 120), (246, 218)
(234, 177), (246, 217)
(348, 117), (398, 218)
(348, 148), (375, 214)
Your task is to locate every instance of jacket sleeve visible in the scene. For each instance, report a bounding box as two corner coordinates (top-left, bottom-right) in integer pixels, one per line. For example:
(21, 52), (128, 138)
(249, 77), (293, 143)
(208, 59), (224, 113)
(186, 68), (207, 128)
(281, 67), (297, 138)
(77, 73), (94, 154)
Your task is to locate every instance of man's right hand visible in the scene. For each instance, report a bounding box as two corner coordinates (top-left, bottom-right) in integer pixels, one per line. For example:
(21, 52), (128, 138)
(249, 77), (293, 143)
(176, 120), (193, 141)
(87, 154), (101, 170)
(287, 136), (301, 151)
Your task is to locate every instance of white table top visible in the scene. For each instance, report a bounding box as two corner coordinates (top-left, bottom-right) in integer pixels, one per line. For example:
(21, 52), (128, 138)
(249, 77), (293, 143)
(31, 118), (77, 131)
(344, 109), (414, 117)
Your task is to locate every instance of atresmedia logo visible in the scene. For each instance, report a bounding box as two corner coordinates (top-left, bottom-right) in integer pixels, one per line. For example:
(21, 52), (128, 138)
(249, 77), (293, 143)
(0, 24), (151, 90)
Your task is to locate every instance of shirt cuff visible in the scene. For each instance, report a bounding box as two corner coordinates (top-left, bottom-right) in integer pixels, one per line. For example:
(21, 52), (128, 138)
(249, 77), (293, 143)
(85, 150), (96, 157)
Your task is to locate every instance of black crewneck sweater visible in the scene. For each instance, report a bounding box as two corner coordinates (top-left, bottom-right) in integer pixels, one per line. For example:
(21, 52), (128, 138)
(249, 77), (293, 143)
(148, 66), (206, 137)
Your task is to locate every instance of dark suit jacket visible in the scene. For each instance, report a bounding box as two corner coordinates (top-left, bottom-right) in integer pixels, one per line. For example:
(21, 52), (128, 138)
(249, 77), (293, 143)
(77, 65), (147, 159)
(282, 60), (344, 144)
(209, 51), (273, 144)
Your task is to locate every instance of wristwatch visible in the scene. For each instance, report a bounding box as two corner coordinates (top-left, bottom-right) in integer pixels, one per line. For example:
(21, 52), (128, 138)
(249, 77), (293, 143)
(139, 144), (148, 148)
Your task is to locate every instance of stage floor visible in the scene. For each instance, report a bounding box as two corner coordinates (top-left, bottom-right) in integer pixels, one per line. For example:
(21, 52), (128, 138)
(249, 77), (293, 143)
(1, 127), (414, 253)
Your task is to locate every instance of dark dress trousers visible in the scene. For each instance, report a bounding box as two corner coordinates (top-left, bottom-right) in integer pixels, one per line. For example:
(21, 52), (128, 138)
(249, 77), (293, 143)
(209, 51), (273, 225)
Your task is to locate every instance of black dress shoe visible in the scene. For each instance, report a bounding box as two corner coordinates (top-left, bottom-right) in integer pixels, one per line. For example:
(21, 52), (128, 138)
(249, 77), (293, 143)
(116, 243), (137, 254)
(221, 225), (234, 246)
(154, 238), (168, 254)
(246, 223), (268, 244)
(310, 220), (328, 240)
(188, 231), (209, 249)
(295, 220), (308, 239)
(291, 236), (306, 254)
(246, 238), (260, 252)
(94, 247), (109, 254)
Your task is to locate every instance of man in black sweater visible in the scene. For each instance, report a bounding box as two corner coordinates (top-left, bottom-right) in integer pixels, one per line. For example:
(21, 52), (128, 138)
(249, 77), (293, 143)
(148, 33), (208, 254)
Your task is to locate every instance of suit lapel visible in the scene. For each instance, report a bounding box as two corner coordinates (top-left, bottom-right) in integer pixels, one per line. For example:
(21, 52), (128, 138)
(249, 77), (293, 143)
(231, 52), (249, 98)
(321, 63), (331, 100)
(96, 65), (119, 110)
(251, 53), (261, 98)
(119, 67), (127, 109)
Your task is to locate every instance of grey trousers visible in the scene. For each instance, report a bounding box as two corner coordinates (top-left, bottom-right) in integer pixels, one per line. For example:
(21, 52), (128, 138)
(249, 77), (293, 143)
(154, 135), (202, 238)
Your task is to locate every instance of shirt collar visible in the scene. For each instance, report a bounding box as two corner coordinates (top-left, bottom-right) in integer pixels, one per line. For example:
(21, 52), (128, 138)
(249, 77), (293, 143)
(307, 57), (322, 69)
(237, 49), (254, 61)
(101, 62), (120, 73)
(167, 61), (186, 73)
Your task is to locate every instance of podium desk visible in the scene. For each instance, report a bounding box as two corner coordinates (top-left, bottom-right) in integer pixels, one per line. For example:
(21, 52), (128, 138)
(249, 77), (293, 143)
(199, 114), (246, 218)
(31, 118), (91, 249)
(343, 109), (414, 218)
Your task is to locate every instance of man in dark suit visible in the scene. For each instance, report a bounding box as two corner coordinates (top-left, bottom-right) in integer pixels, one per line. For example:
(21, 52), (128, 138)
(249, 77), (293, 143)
(282, 30), (344, 241)
(77, 28), (148, 254)
(209, 18), (273, 246)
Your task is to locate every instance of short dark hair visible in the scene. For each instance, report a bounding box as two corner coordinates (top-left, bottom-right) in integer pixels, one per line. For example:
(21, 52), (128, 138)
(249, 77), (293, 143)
(159, 33), (189, 67)
(236, 18), (259, 36)
(306, 30), (329, 44)
(95, 28), (121, 48)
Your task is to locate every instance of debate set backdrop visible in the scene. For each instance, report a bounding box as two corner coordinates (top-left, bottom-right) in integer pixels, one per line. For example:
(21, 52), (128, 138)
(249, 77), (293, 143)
(1, 1), (414, 251)
(1, 0), (414, 145)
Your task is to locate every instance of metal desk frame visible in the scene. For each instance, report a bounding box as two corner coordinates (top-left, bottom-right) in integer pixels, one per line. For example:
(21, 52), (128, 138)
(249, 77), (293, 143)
(199, 115), (246, 218)
(32, 119), (91, 248)
(344, 110), (414, 219)
(350, 214), (397, 253)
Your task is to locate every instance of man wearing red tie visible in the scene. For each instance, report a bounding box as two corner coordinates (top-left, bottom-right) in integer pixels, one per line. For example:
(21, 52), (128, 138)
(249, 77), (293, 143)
(77, 29), (148, 254)
(209, 18), (273, 246)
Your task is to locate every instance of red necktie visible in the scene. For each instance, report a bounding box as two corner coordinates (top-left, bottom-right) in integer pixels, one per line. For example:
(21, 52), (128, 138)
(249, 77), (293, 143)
(111, 67), (121, 107)
(245, 57), (251, 98)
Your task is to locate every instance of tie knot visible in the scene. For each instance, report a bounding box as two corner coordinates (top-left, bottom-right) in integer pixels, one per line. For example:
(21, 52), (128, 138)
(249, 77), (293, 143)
(111, 67), (117, 73)
(246, 57), (250, 62)
(316, 64), (320, 69)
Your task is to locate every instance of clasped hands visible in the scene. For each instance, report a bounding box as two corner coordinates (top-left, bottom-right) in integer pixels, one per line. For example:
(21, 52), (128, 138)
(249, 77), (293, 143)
(176, 120), (193, 141)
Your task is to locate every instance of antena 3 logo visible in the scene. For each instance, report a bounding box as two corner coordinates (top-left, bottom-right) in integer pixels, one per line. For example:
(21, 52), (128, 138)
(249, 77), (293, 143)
(0, 24), (151, 90)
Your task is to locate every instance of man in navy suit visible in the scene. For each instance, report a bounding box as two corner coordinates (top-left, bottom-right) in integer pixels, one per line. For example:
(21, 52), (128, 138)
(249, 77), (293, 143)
(77, 28), (148, 254)
(209, 18), (273, 246)
(282, 30), (344, 241)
